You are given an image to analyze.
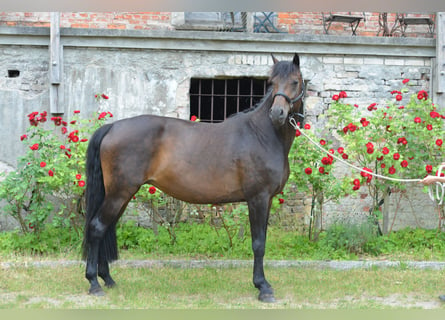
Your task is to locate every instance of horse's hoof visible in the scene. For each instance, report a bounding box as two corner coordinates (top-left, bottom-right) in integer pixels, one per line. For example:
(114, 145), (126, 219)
(89, 287), (105, 296)
(105, 281), (116, 289)
(439, 294), (445, 302)
(258, 292), (276, 303)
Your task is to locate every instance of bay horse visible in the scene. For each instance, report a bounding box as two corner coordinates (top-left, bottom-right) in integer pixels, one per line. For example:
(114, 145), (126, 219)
(83, 53), (304, 302)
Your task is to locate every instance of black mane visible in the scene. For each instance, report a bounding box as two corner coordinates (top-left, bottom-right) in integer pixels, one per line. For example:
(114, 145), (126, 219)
(228, 87), (273, 119)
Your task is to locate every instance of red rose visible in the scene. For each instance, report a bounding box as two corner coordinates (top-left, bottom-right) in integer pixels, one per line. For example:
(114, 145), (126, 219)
(295, 129), (301, 137)
(367, 103), (377, 111)
(347, 123), (357, 132)
(401, 160), (408, 168)
(389, 166), (396, 175)
(417, 90), (428, 100)
(402, 79), (409, 84)
(426, 165), (433, 173)
(30, 143), (39, 151)
(304, 123), (311, 130)
(278, 198), (284, 204)
(149, 186), (157, 194)
(427, 124), (433, 131)
(395, 94), (402, 101)
(436, 139), (443, 147)
(414, 117), (421, 123)
(393, 153), (400, 160)
(40, 161), (46, 168)
(319, 167), (325, 174)
(382, 147), (389, 155)
(20, 134), (27, 141)
(78, 181), (86, 187)
(337, 147), (344, 154)
(74, 110), (80, 114)
(332, 94), (339, 101)
(304, 168), (312, 175)
(320, 139), (326, 145)
(76, 174), (82, 180)
(191, 115), (197, 122)
(101, 94), (109, 99)
(48, 169), (54, 177)
(321, 157), (332, 165)
(98, 112), (107, 120)
(339, 91), (347, 98)
(430, 111), (439, 118)
(342, 153), (348, 160)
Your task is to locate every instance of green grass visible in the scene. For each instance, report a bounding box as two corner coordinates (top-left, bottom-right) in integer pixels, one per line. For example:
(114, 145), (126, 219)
(2, 222), (445, 309)
(2, 222), (445, 261)
(1, 264), (445, 308)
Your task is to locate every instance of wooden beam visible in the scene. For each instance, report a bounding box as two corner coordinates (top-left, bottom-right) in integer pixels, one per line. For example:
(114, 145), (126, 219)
(436, 12), (445, 94)
(50, 12), (63, 114)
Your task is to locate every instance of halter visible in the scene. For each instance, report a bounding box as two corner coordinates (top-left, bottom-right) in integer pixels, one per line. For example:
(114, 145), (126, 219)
(273, 80), (305, 105)
(273, 80), (305, 122)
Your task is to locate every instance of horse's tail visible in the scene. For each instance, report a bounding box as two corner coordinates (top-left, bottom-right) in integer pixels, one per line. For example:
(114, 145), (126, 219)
(82, 123), (115, 262)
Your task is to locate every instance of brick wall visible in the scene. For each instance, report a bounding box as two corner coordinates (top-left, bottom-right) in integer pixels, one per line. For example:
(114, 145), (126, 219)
(277, 12), (436, 38)
(0, 12), (172, 30)
(0, 12), (436, 37)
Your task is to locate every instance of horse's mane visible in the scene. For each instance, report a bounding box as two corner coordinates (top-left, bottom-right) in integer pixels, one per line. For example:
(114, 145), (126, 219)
(228, 87), (273, 119)
(228, 59), (299, 120)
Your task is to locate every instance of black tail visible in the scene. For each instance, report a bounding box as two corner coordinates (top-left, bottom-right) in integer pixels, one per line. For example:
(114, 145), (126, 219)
(82, 123), (115, 261)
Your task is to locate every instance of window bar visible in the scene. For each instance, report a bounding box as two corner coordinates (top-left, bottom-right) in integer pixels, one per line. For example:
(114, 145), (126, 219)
(197, 79), (201, 120)
(237, 79), (240, 113)
(250, 79), (254, 107)
(224, 79), (228, 121)
(211, 79), (215, 122)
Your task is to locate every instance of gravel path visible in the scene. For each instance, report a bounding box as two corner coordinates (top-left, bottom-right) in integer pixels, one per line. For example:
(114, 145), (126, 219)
(2, 259), (445, 270)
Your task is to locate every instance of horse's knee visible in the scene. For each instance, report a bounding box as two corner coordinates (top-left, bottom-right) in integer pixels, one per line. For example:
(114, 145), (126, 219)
(251, 238), (265, 256)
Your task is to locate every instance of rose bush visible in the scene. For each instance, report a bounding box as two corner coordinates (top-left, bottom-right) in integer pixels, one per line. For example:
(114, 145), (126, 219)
(286, 118), (349, 239)
(324, 80), (445, 233)
(0, 95), (113, 234)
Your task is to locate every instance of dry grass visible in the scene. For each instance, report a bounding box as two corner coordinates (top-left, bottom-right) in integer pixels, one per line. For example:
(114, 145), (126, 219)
(1, 261), (445, 309)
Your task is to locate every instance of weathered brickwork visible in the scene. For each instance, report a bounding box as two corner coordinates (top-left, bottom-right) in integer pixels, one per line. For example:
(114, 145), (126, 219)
(0, 12), (437, 37)
(277, 12), (436, 38)
(0, 12), (172, 30)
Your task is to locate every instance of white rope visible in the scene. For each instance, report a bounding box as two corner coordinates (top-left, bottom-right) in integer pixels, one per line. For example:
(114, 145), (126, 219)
(428, 165), (445, 205)
(289, 117), (422, 183)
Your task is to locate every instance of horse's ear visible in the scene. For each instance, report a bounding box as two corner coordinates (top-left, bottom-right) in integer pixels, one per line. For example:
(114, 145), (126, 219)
(271, 54), (279, 64)
(293, 53), (300, 67)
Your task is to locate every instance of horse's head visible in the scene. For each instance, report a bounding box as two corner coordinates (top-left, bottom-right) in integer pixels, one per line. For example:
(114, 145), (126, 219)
(269, 53), (304, 127)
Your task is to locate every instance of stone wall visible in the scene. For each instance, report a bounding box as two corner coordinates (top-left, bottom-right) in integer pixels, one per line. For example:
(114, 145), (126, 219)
(0, 27), (439, 231)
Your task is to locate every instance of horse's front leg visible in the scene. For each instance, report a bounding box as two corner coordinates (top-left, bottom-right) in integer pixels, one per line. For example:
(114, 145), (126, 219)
(247, 195), (275, 303)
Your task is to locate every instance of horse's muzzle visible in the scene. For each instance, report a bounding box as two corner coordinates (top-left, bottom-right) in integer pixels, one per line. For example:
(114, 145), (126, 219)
(269, 106), (287, 126)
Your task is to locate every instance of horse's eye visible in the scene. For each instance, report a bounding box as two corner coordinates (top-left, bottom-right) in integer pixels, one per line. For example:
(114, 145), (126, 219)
(293, 80), (299, 86)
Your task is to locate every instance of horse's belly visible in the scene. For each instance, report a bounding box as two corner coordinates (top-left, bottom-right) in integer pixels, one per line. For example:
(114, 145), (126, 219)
(153, 178), (244, 204)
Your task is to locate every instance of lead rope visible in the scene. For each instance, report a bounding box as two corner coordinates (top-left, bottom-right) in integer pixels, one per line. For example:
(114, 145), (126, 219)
(428, 165), (445, 205)
(289, 117), (445, 205)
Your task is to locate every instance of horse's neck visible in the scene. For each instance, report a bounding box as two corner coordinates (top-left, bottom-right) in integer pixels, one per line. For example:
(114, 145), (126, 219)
(251, 100), (296, 156)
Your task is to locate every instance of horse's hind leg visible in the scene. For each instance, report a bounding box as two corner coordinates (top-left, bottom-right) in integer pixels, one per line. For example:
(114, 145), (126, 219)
(85, 196), (130, 295)
(98, 226), (117, 288)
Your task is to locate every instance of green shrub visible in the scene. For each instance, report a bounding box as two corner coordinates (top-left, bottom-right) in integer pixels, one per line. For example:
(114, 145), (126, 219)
(320, 220), (379, 257)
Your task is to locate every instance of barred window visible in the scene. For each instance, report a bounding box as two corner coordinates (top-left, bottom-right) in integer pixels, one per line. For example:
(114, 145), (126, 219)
(189, 78), (268, 123)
